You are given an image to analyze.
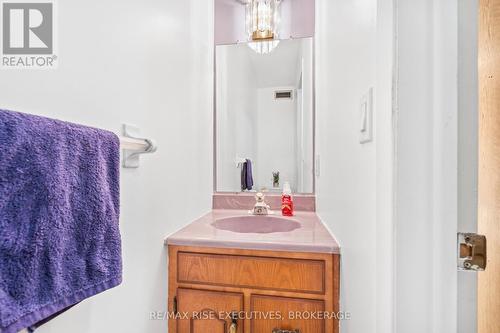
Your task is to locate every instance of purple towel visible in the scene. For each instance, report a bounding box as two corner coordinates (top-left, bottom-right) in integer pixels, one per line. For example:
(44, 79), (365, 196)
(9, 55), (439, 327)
(245, 159), (253, 191)
(0, 110), (122, 332)
(240, 161), (247, 191)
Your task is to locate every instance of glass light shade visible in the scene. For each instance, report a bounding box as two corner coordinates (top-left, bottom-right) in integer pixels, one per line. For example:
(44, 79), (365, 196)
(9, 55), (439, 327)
(247, 40), (280, 54)
(246, 0), (281, 41)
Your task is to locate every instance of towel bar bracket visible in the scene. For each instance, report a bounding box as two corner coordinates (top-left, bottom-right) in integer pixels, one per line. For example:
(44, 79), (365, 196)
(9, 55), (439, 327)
(121, 124), (157, 168)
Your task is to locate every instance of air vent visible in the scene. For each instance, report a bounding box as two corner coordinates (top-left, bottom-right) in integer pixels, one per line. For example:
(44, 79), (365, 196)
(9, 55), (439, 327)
(275, 90), (293, 100)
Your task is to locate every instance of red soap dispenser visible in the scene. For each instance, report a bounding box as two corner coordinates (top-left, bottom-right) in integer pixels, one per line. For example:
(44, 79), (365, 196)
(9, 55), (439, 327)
(281, 182), (294, 216)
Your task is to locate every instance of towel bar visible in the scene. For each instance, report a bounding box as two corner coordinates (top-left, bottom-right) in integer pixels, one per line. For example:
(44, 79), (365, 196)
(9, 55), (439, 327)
(119, 136), (155, 152)
(120, 124), (157, 168)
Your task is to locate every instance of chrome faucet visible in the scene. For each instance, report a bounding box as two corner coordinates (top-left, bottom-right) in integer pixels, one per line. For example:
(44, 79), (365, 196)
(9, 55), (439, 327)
(252, 192), (270, 215)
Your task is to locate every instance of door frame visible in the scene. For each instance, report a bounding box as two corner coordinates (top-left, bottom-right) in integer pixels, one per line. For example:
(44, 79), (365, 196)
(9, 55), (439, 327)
(457, 1), (479, 333)
(392, 0), (474, 332)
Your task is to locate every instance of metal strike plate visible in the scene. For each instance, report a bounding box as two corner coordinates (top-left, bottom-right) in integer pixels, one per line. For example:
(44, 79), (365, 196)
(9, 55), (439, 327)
(458, 233), (487, 271)
(272, 329), (300, 333)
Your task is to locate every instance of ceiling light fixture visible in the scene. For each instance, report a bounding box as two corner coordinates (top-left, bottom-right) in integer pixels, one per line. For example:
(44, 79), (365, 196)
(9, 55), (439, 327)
(245, 0), (282, 54)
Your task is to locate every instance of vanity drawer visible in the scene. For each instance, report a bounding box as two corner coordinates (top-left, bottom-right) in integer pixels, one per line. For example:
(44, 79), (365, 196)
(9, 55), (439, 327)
(250, 295), (325, 333)
(177, 252), (325, 294)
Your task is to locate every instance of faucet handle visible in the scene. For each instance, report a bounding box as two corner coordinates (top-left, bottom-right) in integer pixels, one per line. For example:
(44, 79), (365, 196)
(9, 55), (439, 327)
(255, 192), (265, 203)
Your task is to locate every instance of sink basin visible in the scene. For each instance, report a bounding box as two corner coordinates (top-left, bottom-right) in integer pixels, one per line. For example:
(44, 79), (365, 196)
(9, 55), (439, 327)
(212, 215), (301, 234)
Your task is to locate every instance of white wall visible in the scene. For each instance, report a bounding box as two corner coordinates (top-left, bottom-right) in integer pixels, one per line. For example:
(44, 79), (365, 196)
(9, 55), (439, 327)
(315, 0), (394, 332)
(375, 0), (395, 332)
(315, 0), (377, 331)
(255, 86), (297, 190)
(216, 44), (258, 192)
(0, 0), (213, 332)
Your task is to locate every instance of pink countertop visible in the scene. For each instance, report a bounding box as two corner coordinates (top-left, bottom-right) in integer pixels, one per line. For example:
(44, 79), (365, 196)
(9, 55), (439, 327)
(165, 210), (340, 254)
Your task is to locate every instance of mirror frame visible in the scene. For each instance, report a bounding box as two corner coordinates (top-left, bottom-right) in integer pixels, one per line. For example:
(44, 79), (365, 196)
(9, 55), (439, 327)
(213, 38), (316, 195)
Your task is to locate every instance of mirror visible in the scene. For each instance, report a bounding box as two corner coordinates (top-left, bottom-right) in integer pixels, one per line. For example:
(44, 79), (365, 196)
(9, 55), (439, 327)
(215, 37), (314, 193)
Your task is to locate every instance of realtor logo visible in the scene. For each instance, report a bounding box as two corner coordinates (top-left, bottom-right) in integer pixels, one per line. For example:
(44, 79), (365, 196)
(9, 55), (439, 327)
(1, 1), (57, 68)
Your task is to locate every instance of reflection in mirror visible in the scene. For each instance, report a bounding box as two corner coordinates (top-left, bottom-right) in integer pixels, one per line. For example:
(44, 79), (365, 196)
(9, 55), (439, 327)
(216, 37), (314, 193)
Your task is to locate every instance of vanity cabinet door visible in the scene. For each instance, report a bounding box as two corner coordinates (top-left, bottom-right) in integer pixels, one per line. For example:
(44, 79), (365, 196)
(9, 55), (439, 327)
(250, 295), (325, 333)
(176, 288), (243, 333)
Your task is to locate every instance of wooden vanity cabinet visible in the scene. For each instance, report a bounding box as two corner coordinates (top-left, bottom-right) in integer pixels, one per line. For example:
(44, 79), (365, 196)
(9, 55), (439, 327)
(176, 288), (243, 333)
(168, 245), (340, 333)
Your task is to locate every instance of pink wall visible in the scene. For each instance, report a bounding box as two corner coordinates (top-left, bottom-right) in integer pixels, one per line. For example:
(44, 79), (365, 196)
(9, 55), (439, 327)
(215, 0), (315, 45)
(215, 0), (247, 44)
(290, 0), (315, 39)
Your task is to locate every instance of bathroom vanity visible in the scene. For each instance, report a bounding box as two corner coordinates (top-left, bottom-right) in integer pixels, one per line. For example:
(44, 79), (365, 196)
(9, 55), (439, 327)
(166, 208), (340, 333)
(167, 2), (338, 330)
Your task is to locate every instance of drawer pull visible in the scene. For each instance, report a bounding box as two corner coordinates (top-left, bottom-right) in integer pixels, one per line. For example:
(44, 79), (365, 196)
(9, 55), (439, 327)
(272, 329), (300, 333)
(229, 312), (238, 333)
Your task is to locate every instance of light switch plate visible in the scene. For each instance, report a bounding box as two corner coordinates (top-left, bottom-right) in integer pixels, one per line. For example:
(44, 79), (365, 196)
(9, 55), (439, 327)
(359, 88), (374, 144)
